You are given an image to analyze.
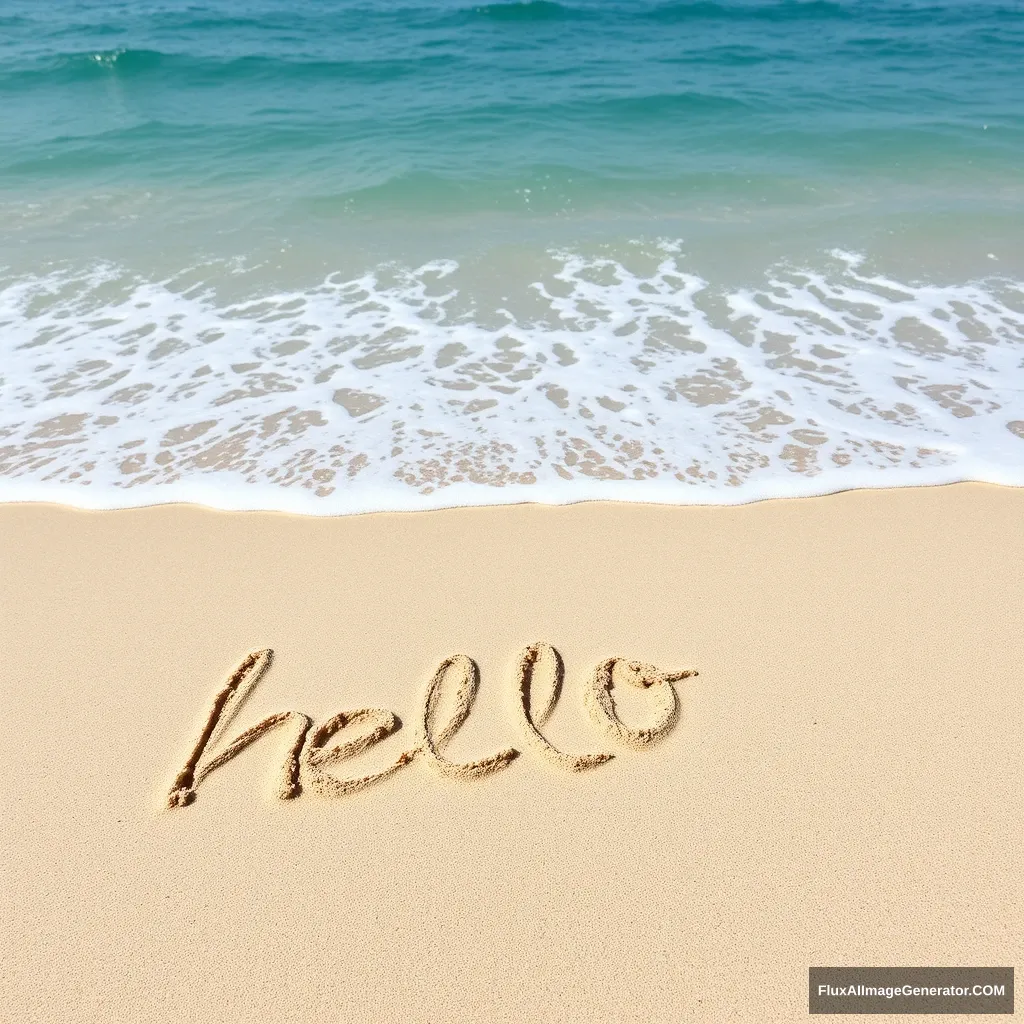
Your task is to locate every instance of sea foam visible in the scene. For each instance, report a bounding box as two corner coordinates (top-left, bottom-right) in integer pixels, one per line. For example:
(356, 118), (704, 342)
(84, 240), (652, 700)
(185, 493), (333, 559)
(1, 246), (1022, 514)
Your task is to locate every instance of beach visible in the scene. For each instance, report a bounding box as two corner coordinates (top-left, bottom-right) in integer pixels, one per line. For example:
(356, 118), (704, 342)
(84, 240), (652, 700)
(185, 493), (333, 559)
(3, 0), (1023, 1018)
(2, 482), (1021, 1022)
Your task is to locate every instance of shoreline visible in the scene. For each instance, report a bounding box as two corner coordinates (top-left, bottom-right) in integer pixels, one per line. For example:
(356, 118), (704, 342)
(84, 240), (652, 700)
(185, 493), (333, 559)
(2, 473), (1024, 518)
(3, 482), (1021, 1022)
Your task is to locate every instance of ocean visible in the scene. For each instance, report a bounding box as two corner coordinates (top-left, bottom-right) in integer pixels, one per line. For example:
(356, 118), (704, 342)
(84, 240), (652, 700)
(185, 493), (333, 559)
(1, 0), (1022, 512)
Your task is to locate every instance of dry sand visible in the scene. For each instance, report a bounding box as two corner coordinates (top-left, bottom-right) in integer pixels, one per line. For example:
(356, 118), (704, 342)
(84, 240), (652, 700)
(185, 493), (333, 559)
(1, 483), (1021, 1022)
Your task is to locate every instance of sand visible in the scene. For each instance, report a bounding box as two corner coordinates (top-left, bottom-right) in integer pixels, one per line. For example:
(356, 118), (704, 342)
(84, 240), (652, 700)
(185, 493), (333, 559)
(1, 483), (1021, 1022)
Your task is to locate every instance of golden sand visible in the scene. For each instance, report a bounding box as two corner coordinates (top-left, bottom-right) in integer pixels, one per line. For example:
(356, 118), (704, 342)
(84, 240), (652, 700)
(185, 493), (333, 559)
(1, 484), (1021, 1022)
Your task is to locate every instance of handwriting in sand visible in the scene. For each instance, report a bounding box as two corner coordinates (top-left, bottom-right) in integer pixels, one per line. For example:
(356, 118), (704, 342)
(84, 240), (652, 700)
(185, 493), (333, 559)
(167, 644), (698, 808)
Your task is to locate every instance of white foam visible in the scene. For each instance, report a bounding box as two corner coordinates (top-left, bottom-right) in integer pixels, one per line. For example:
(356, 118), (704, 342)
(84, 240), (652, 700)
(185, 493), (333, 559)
(1, 246), (1022, 514)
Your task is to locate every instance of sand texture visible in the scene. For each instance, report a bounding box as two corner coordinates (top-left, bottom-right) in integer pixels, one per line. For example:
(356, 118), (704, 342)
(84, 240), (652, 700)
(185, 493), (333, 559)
(1, 484), (1022, 1022)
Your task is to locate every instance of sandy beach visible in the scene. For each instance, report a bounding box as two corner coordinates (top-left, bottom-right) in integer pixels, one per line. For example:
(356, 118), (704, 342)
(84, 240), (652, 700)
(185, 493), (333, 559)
(1, 483), (1021, 1022)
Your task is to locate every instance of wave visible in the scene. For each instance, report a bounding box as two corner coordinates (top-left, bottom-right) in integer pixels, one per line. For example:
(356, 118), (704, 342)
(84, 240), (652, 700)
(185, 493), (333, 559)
(643, 0), (849, 22)
(1, 247), (1022, 515)
(58, 46), (165, 74)
(469, 1), (585, 21)
(0, 47), (462, 91)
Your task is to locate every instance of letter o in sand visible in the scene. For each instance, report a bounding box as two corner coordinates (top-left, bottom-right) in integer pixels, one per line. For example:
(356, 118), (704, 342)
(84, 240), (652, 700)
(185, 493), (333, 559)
(585, 658), (697, 750)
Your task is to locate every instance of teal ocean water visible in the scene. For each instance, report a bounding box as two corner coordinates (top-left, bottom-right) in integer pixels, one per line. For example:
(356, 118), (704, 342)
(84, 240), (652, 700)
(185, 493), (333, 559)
(2, 0), (1023, 511)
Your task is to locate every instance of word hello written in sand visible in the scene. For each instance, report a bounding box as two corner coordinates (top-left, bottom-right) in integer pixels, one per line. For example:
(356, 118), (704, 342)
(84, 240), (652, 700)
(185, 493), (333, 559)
(168, 643), (698, 808)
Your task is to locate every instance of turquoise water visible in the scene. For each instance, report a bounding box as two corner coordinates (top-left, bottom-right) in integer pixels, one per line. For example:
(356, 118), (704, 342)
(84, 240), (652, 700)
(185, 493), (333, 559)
(1, 1), (1023, 511)
(3, 0), (1023, 210)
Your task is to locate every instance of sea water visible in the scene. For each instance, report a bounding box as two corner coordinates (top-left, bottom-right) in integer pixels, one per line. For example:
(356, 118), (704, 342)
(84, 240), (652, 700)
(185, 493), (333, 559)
(1, 0), (1022, 513)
